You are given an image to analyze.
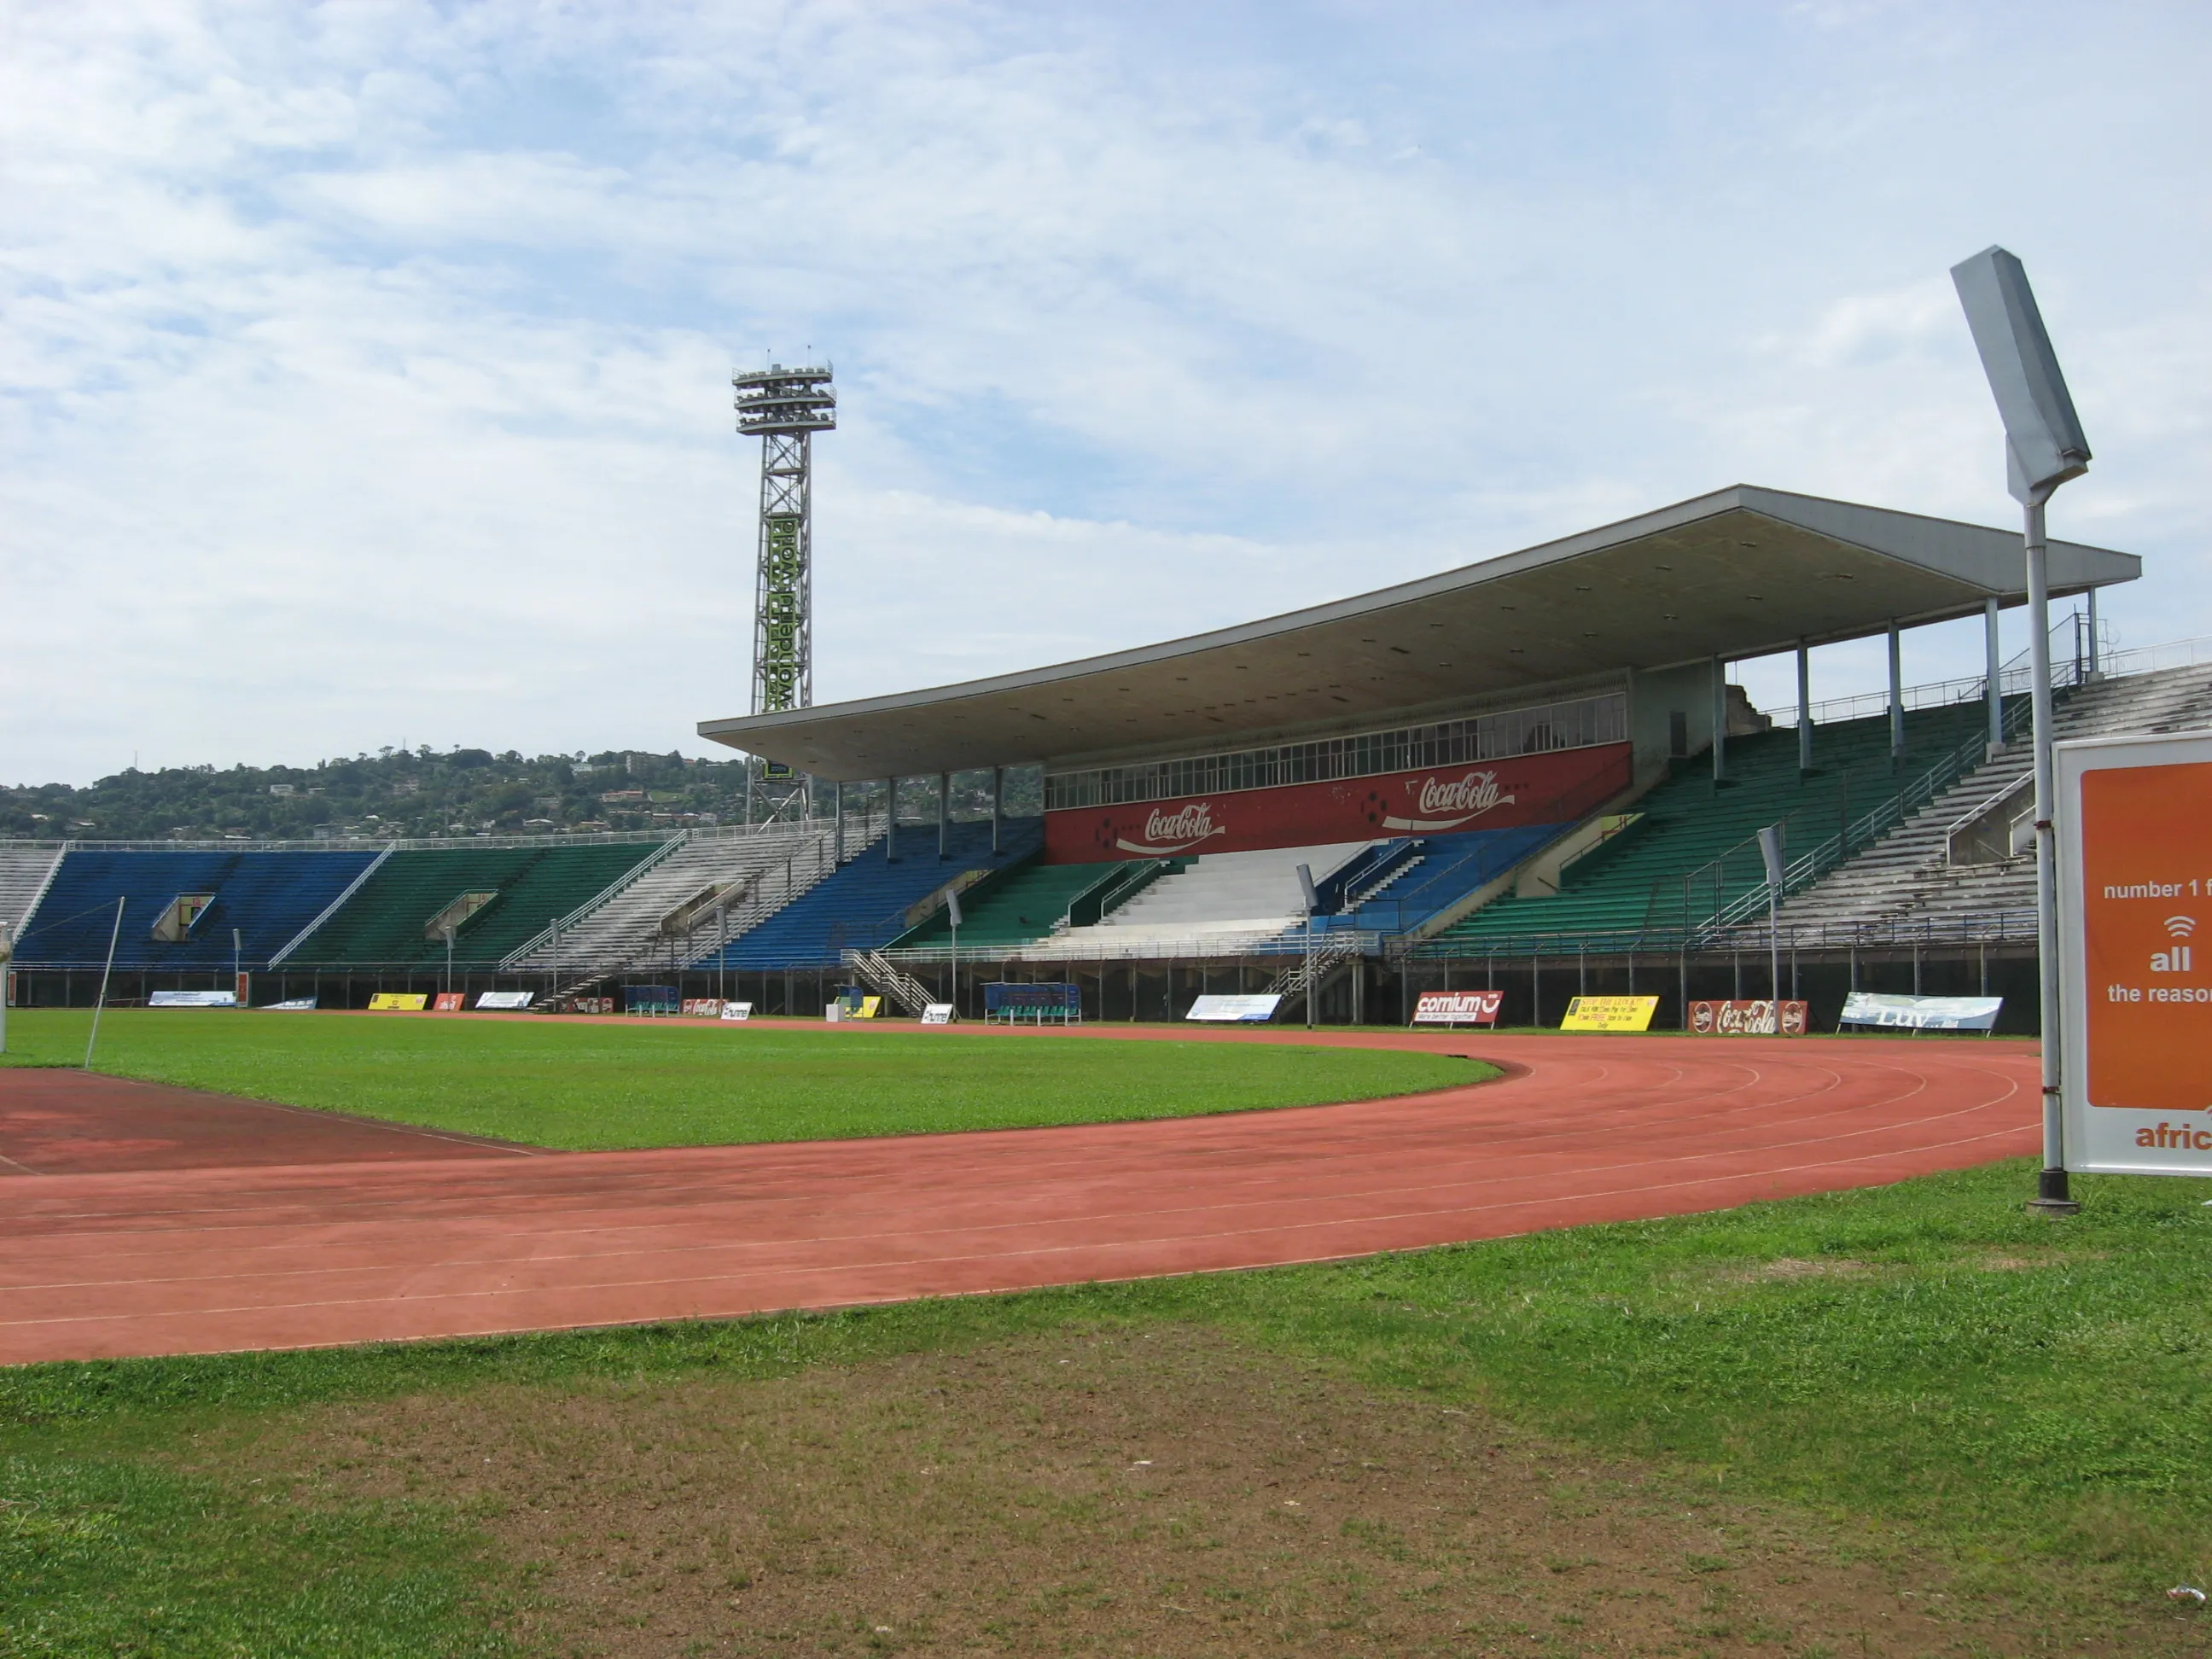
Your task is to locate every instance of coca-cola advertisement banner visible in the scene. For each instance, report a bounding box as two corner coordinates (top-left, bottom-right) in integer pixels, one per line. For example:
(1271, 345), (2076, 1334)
(1044, 743), (1631, 864)
(1688, 999), (1810, 1036)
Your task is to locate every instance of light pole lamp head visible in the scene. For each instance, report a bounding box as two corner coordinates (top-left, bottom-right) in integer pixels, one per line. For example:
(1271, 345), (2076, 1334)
(1950, 246), (2091, 504)
(1295, 863), (1318, 917)
(732, 364), (837, 436)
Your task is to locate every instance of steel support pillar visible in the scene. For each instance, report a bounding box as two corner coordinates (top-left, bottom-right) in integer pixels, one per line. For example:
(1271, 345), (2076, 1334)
(1888, 620), (1905, 766)
(1985, 597), (2005, 756)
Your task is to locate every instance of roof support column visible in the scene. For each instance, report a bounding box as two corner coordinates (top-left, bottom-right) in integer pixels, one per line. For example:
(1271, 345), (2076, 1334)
(884, 777), (898, 864)
(833, 778), (845, 866)
(1709, 657), (1727, 785)
(991, 766), (1004, 856)
(1888, 620), (1905, 768)
(1984, 597), (2005, 757)
(2087, 587), (2101, 678)
(937, 771), (950, 861)
(1796, 640), (1812, 775)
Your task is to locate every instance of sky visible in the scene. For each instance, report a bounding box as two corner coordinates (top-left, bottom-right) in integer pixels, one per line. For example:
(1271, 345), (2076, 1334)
(4, 0), (2208, 786)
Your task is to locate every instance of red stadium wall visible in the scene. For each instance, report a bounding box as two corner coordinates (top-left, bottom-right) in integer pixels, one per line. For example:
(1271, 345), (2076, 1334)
(1044, 742), (1632, 863)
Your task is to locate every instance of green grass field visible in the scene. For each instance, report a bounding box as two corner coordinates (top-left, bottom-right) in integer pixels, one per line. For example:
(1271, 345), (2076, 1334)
(0, 1009), (1491, 1150)
(8, 1161), (2212, 1653)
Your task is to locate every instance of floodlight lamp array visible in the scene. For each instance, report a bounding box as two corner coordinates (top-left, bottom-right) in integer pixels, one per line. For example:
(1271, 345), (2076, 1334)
(733, 364), (837, 436)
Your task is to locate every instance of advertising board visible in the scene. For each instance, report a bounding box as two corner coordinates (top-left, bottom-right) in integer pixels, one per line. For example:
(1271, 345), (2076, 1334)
(680, 998), (725, 1017)
(1691, 998), (1811, 1036)
(1411, 989), (1502, 1027)
(1560, 995), (1658, 1033)
(2058, 731), (2212, 1176)
(432, 992), (467, 1011)
(474, 991), (533, 1011)
(1837, 993), (1998, 1032)
(921, 1004), (958, 1024)
(1185, 994), (1284, 1023)
(1044, 743), (1630, 863)
(367, 992), (428, 1012)
(148, 990), (238, 1009)
(720, 1001), (754, 1021)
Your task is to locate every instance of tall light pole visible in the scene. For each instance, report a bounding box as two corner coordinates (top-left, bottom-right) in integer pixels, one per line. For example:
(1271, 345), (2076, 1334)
(946, 887), (963, 1020)
(734, 361), (835, 825)
(1952, 246), (2093, 1215)
(1759, 824), (1785, 1012)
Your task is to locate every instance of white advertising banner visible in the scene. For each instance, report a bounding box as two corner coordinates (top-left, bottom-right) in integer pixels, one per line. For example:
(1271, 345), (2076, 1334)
(1185, 994), (1283, 1023)
(719, 1002), (754, 1022)
(921, 1004), (958, 1025)
(474, 991), (533, 1011)
(148, 990), (237, 1008)
(1838, 992), (2002, 1032)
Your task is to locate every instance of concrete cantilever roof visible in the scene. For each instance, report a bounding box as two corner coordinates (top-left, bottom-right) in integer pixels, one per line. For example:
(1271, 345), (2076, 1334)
(698, 485), (2139, 781)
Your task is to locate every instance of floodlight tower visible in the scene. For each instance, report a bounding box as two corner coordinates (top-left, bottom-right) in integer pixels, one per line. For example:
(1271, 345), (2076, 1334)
(733, 361), (835, 822)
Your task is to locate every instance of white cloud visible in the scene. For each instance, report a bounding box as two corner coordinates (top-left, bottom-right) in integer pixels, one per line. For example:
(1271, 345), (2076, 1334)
(3, 0), (2209, 783)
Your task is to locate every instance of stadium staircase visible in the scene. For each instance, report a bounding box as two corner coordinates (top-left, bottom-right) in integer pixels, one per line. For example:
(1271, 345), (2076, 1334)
(1763, 660), (2212, 939)
(1261, 932), (1367, 1002)
(0, 843), (66, 943)
(845, 950), (939, 1016)
(282, 841), (669, 968)
(704, 818), (1040, 972)
(1417, 699), (1994, 956)
(12, 849), (384, 969)
(505, 818), (870, 981)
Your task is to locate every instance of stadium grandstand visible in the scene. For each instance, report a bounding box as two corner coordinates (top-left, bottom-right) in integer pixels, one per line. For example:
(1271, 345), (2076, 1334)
(7, 485), (2199, 1033)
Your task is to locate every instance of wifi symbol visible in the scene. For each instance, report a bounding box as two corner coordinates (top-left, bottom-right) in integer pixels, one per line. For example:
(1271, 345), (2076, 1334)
(2166, 916), (2197, 938)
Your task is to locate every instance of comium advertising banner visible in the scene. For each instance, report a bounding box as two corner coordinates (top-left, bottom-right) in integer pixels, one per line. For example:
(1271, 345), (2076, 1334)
(1045, 743), (1630, 862)
(2058, 731), (2212, 1176)
(1411, 990), (1502, 1027)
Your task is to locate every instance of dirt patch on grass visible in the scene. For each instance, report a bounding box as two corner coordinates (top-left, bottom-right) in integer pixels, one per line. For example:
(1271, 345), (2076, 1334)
(245, 1327), (2164, 1656)
(1749, 1256), (1873, 1281)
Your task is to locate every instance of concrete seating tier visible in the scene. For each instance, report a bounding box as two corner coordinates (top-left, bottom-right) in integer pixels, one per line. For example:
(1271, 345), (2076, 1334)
(1766, 663), (2212, 936)
(0, 843), (64, 941)
(504, 821), (853, 975)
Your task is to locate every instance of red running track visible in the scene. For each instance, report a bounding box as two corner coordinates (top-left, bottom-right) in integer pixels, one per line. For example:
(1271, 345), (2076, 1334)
(0, 1027), (2039, 1365)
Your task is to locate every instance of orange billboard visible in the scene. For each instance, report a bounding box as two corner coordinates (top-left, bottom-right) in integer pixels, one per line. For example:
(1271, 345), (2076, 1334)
(2061, 733), (2212, 1174)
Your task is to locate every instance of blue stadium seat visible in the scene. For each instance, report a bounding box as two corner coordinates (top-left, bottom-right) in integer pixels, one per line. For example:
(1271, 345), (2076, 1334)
(15, 850), (381, 969)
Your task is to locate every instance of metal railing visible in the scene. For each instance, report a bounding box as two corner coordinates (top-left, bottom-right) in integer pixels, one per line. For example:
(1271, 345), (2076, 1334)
(1761, 612), (2167, 731)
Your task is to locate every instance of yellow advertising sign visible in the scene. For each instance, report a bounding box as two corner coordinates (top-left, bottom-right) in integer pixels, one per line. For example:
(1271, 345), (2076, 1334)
(366, 992), (429, 1012)
(857, 996), (882, 1020)
(1560, 995), (1658, 1033)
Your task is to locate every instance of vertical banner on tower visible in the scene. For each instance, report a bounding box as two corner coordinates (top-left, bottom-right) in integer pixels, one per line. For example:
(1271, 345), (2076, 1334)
(2058, 731), (2212, 1175)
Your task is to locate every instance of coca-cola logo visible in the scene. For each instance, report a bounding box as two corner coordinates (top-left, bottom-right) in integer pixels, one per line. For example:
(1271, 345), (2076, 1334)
(1416, 771), (1506, 816)
(1382, 770), (1516, 832)
(1111, 800), (1226, 854)
(1146, 804), (1214, 842)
